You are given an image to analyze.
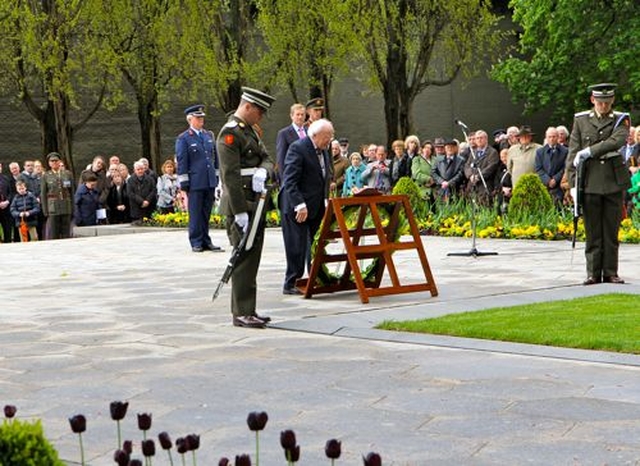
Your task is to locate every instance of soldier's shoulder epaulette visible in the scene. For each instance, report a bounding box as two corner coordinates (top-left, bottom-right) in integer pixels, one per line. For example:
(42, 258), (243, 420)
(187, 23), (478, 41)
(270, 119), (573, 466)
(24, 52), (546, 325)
(574, 110), (590, 117)
(223, 120), (239, 129)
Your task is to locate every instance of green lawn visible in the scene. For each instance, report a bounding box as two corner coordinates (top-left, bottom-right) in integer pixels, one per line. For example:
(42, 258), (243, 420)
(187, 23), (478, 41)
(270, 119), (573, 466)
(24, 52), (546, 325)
(378, 293), (640, 354)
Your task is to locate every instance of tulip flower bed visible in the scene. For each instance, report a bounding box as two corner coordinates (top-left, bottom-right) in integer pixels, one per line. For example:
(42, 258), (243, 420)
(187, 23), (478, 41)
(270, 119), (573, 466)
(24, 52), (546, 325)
(2, 404), (383, 466)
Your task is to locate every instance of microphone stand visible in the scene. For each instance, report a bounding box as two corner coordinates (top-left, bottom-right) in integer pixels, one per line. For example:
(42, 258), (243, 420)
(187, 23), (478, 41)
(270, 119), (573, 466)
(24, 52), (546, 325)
(447, 120), (498, 258)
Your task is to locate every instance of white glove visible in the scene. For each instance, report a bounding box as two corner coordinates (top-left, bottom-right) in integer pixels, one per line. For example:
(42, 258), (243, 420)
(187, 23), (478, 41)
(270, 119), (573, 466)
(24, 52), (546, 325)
(234, 212), (249, 233)
(214, 183), (223, 202)
(570, 187), (577, 204)
(251, 167), (267, 193)
(573, 147), (591, 167)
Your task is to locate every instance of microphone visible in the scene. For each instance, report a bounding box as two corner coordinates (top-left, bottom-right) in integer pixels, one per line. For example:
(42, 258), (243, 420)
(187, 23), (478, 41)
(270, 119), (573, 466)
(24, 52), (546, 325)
(454, 119), (469, 130)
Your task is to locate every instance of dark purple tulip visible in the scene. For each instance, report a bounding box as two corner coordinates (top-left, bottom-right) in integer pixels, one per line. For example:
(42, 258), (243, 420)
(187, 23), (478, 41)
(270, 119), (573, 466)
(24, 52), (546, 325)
(218, 458), (230, 466)
(280, 429), (297, 450)
(123, 440), (133, 455)
(235, 454), (252, 466)
(4, 405), (17, 419)
(284, 445), (300, 462)
(128, 460), (142, 466)
(141, 439), (155, 457)
(68, 414), (87, 433)
(137, 413), (152, 431)
(363, 452), (382, 466)
(175, 437), (188, 454)
(110, 401), (129, 421)
(246, 411), (268, 431)
(186, 433), (200, 451)
(158, 431), (172, 450)
(113, 449), (129, 466)
(325, 439), (341, 459)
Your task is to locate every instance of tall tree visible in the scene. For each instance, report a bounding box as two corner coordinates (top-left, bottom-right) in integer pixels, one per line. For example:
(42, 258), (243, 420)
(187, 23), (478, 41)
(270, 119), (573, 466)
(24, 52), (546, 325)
(353, 0), (500, 147)
(255, 0), (357, 117)
(0, 0), (106, 176)
(491, 0), (639, 122)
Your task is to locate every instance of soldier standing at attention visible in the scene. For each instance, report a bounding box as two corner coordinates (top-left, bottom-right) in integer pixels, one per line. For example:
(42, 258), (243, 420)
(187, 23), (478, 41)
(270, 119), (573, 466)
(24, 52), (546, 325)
(566, 83), (631, 285)
(176, 104), (222, 253)
(216, 87), (276, 328)
(41, 152), (75, 240)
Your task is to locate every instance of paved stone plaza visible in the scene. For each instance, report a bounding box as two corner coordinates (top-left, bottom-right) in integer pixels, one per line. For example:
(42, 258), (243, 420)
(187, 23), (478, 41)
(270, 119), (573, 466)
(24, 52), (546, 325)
(1, 227), (640, 465)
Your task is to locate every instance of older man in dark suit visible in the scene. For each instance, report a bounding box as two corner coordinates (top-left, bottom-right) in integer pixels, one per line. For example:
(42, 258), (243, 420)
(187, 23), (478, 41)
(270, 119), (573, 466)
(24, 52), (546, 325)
(275, 103), (307, 185)
(535, 126), (568, 205)
(279, 118), (334, 294)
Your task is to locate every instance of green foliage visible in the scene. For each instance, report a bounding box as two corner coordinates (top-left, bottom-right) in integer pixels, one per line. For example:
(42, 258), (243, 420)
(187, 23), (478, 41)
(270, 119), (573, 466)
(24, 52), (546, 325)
(379, 293), (640, 354)
(391, 176), (427, 218)
(0, 419), (65, 466)
(508, 173), (554, 223)
(492, 0), (640, 121)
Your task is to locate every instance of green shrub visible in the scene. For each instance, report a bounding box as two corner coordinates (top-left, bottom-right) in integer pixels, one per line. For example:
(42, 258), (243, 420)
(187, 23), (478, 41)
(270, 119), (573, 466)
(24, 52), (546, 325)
(392, 176), (427, 218)
(0, 419), (65, 466)
(508, 173), (554, 223)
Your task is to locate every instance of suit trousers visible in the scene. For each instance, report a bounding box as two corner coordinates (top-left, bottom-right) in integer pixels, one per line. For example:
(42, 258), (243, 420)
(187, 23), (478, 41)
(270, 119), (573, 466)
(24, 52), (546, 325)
(583, 191), (624, 279)
(282, 210), (323, 290)
(226, 214), (265, 317)
(187, 189), (215, 248)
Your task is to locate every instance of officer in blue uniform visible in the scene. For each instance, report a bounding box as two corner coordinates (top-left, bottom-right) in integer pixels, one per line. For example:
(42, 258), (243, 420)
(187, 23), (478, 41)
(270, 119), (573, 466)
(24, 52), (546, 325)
(176, 104), (223, 252)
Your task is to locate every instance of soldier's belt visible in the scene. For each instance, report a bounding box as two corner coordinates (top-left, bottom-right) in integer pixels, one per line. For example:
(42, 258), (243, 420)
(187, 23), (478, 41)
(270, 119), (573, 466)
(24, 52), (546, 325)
(241, 168), (258, 176)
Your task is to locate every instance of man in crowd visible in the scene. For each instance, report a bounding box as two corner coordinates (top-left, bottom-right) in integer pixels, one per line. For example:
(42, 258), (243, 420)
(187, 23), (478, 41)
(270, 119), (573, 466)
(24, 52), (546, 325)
(217, 87), (276, 328)
(276, 103), (307, 185)
(566, 83), (630, 285)
(176, 104), (222, 252)
(463, 130), (500, 205)
(432, 139), (465, 201)
(305, 98), (324, 127)
(507, 125), (542, 189)
(535, 127), (568, 205)
(279, 119), (334, 295)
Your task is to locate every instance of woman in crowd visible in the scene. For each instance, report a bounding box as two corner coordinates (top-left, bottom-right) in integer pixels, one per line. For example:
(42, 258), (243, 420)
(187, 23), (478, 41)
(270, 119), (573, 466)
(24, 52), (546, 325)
(156, 159), (178, 214)
(342, 152), (367, 196)
(412, 140), (436, 205)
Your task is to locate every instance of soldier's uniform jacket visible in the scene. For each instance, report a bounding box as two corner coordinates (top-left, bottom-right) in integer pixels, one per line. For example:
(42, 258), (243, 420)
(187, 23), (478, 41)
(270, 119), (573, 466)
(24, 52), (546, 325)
(216, 116), (274, 215)
(41, 169), (74, 216)
(566, 110), (631, 194)
(175, 128), (218, 190)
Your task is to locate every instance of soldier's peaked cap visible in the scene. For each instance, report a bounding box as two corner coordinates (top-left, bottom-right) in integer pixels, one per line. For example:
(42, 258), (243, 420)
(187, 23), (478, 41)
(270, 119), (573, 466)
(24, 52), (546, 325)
(589, 83), (617, 100)
(47, 152), (61, 162)
(241, 87), (275, 111)
(184, 104), (206, 117)
(306, 98), (324, 110)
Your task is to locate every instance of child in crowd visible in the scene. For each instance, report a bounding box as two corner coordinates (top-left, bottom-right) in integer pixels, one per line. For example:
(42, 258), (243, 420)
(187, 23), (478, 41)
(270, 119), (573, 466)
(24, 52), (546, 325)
(9, 180), (40, 241)
(74, 172), (101, 226)
(342, 152), (366, 196)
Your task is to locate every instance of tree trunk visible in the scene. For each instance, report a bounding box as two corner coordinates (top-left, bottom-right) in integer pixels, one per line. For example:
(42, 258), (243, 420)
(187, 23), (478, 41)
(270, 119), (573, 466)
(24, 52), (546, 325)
(53, 94), (75, 177)
(41, 103), (59, 158)
(137, 91), (162, 170)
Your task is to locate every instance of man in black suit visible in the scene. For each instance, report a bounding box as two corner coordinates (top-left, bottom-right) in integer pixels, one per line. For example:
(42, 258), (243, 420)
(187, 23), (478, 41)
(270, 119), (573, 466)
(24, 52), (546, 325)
(276, 103), (307, 185)
(535, 127), (568, 205)
(279, 118), (334, 294)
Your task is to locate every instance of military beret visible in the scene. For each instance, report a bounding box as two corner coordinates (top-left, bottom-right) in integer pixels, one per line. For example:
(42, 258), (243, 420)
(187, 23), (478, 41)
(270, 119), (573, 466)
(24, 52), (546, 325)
(46, 152), (61, 162)
(589, 83), (617, 100)
(306, 98), (324, 110)
(184, 105), (206, 117)
(241, 87), (276, 111)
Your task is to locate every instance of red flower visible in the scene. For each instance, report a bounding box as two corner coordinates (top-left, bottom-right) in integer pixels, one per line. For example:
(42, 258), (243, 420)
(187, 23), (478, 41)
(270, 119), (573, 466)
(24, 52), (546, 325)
(363, 452), (382, 466)
(68, 414), (86, 434)
(246, 411), (268, 431)
(280, 430), (297, 450)
(3, 405), (17, 419)
(325, 439), (341, 459)
(137, 413), (152, 431)
(158, 431), (172, 450)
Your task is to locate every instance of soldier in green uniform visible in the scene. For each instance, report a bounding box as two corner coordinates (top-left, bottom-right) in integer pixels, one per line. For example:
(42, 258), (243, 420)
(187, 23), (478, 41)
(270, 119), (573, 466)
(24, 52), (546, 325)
(566, 83), (631, 285)
(41, 152), (75, 240)
(216, 87), (276, 328)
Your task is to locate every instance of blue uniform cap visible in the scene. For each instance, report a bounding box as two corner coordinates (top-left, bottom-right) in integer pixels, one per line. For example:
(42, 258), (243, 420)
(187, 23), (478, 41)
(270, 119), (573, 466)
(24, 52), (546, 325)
(184, 105), (206, 117)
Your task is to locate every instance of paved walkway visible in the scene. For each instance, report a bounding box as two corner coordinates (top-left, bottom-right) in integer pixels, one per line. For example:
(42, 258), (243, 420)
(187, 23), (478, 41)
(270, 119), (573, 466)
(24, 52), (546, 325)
(1, 227), (640, 465)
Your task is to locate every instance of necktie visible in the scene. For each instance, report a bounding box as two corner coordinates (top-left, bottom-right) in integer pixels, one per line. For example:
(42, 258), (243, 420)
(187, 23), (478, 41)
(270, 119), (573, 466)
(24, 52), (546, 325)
(297, 127), (306, 139)
(477, 150), (484, 159)
(316, 149), (326, 178)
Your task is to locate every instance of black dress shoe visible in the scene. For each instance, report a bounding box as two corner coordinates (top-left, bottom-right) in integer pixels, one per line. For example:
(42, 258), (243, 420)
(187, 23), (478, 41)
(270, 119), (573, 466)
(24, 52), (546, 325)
(203, 244), (224, 252)
(583, 276), (601, 286)
(253, 313), (271, 323)
(192, 246), (204, 253)
(233, 315), (266, 328)
(283, 287), (303, 295)
(603, 275), (625, 284)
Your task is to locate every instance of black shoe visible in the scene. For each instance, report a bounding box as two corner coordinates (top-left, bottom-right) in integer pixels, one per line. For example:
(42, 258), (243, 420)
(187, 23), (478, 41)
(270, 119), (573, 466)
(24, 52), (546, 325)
(204, 244), (223, 252)
(603, 275), (625, 284)
(253, 313), (271, 323)
(283, 287), (303, 295)
(583, 276), (601, 286)
(192, 246), (204, 253)
(233, 315), (266, 328)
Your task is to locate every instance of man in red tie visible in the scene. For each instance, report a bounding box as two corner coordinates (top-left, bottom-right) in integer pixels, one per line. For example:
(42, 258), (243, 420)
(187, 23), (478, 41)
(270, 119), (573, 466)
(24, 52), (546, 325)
(276, 103), (307, 185)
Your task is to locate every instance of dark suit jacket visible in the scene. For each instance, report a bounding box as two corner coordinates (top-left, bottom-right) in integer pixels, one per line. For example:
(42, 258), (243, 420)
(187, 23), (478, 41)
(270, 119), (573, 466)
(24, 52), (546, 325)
(276, 125), (305, 184)
(432, 155), (465, 192)
(463, 146), (500, 193)
(280, 137), (330, 220)
(535, 144), (568, 186)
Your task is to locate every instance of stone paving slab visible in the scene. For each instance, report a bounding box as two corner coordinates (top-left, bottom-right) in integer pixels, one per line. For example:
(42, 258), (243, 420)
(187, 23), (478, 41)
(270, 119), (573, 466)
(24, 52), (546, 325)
(1, 228), (640, 464)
